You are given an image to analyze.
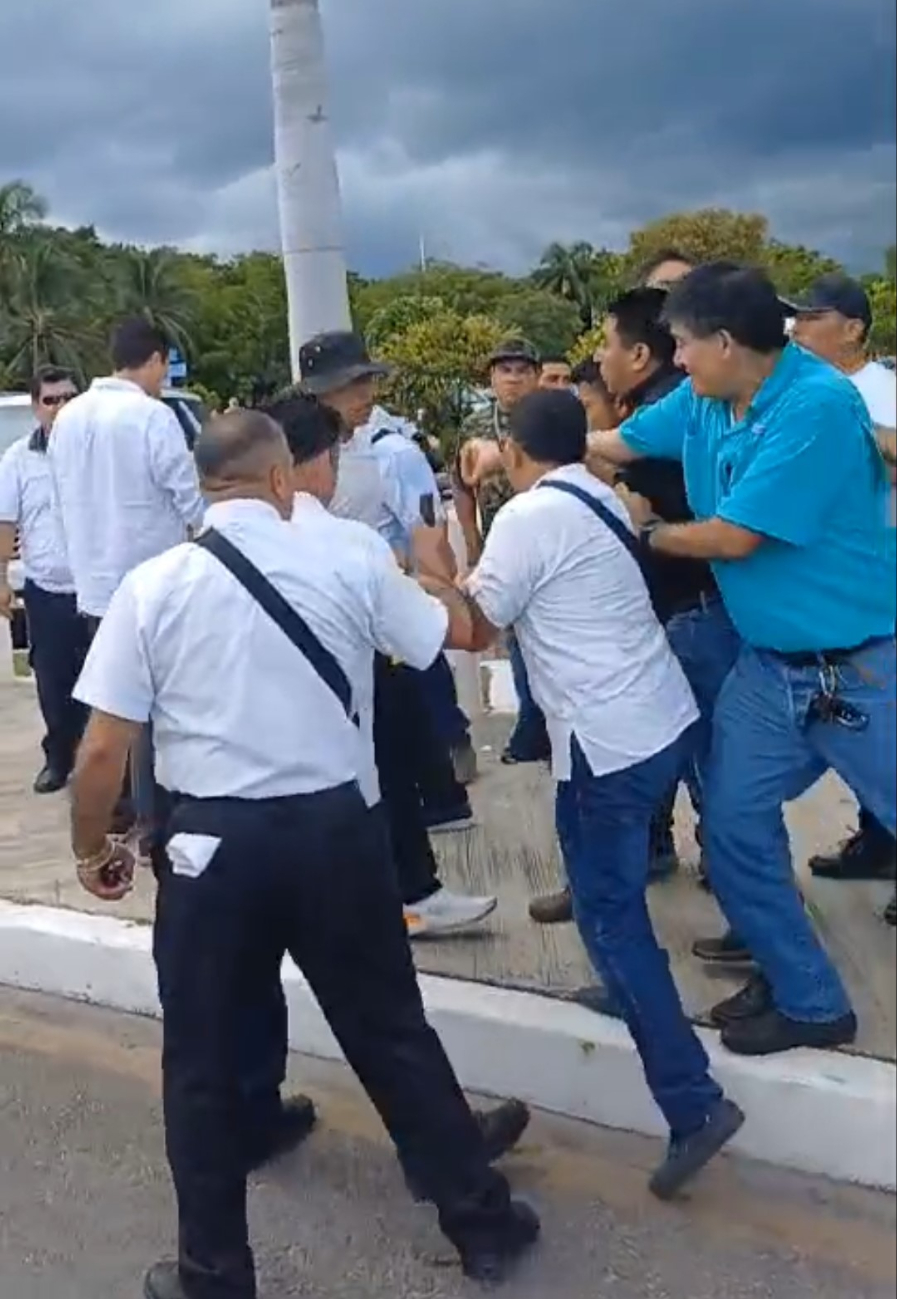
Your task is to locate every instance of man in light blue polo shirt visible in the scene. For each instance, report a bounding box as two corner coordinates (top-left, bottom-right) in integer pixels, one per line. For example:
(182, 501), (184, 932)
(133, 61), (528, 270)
(589, 262), (896, 1057)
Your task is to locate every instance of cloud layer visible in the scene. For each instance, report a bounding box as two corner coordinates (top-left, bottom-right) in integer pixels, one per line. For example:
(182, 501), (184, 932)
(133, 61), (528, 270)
(2, 0), (894, 273)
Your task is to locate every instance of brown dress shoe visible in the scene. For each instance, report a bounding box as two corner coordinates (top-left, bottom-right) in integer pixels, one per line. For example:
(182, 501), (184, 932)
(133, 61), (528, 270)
(528, 887), (573, 925)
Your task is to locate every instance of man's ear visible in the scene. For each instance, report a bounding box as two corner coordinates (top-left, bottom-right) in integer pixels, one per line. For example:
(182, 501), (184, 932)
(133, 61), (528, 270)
(631, 342), (651, 374)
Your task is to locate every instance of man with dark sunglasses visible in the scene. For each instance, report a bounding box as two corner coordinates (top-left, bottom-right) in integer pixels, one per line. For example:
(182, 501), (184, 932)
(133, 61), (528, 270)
(0, 367), (89, 793)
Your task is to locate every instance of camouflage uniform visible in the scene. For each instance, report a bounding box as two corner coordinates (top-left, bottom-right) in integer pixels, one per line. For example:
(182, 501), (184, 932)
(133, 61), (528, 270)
(455, 402), (515, 538)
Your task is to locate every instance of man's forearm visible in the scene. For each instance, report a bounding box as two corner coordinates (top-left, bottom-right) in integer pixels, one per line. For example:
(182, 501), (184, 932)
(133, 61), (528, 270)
(70, 715), (137, 858)
(418, 575), (497, 653)
(645, 517), (762, 562)
(0, 522), (16, 580)
(586, 428), (638, 467)
(875, 425), (896, 466)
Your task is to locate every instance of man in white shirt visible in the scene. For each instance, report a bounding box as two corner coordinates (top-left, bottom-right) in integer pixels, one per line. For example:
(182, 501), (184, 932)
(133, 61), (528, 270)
(0, 367), (89, 793)
(792, 275), (897, 895)
(298, 334), (492, 936)
(68, 409), (539, 1299)
(49, 317), (205, 828)
(420, 388), (745, 1199)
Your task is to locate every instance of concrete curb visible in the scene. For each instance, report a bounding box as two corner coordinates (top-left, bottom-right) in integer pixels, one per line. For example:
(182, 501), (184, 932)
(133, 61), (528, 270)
(0, 900), (893, 1192)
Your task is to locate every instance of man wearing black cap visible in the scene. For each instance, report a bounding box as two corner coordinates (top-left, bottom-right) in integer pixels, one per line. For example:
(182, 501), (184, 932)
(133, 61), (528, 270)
(298, 331), (497, 938)
(793, 274), (896, 898)
(454, 339), (550, 765)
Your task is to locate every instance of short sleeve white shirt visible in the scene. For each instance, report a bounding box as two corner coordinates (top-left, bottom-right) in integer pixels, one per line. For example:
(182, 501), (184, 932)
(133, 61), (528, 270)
(74, 497), (448, 804)
(467, 464), (699, 781)
(848, 362), (896, 522)
(48, 377), (205, 616)
(0, 434), (73, 593)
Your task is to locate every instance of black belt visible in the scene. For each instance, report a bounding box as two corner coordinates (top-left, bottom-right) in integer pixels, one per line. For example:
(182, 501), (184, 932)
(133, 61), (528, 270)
(762, 634), (894, 669)
(665, 588), (721, 620)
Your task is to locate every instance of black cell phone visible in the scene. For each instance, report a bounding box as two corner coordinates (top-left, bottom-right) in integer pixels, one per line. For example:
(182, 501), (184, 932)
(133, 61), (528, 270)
(419, 493), (437, 527)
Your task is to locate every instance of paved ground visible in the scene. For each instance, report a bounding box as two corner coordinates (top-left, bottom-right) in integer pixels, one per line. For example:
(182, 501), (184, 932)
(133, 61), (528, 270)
(1, 675), (895, 1059)
(0, 989), (894, 1299)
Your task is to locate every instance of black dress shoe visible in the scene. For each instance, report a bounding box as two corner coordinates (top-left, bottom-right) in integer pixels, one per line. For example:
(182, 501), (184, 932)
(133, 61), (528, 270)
(144, 1262), (187, 1299)
(709, 975), (773, 1028)
(528, 887), (573, 925)
(692, 929), (753, 964)
(810, 827), (896, 882)
(246, 1094), (317, 1173)
(722, 1009), (858, 1057)
(32, 765), (68, 795)
(406, 1100), (531, 1202)
(649, 1098), (745, 1201)
(457, 1199), (541, 1284)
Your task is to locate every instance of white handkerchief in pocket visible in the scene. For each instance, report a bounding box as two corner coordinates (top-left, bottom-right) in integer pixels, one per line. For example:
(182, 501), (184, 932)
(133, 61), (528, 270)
(167, 833), (222, 880)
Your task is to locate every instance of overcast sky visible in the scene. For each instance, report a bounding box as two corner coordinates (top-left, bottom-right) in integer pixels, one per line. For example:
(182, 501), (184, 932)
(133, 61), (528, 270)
(2, 0), (894, 275)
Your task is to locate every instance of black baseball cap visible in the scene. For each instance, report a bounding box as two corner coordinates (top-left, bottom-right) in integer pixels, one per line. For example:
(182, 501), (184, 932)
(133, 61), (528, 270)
(487, 338), (541, 369)
(298, 331), (390, 395)
(786, 273), (873, 329)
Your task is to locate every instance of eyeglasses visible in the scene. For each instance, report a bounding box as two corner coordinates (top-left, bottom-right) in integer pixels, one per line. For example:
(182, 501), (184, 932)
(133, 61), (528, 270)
(41, 392), (76, 408)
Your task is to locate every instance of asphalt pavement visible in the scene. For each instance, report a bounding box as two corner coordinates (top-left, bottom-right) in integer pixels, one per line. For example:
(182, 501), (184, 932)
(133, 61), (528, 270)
(0, 988), (893, 1299)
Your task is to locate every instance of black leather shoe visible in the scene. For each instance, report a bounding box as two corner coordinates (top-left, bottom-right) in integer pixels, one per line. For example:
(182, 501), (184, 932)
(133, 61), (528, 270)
(649, 1099), (745, 1201)
(144, 1262), (187, 1299)
(406, 1100), (531, 1202)
(246, 1094), (317, 1173)
(33, 765), (67, 795)
(722, 1009), (858, 1057)
(692, 929), (753, 964)
(458, 1199), (541, 1284)
(809, 828), (896, 882)
(528, 888), (573, 925)
(709, 975), (773, 1028)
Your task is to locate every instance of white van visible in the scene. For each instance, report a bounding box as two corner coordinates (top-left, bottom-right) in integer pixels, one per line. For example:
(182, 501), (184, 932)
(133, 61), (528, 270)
(0, 388), (207, 593)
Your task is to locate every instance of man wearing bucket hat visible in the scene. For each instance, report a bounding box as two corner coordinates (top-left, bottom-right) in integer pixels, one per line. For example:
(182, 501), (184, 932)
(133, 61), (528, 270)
(454, 339), (551, 767)
(299, 330), (498, 938)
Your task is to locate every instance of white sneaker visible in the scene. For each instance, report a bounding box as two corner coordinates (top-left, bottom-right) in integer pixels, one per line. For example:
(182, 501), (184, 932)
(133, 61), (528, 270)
(405, 888), (497, 938)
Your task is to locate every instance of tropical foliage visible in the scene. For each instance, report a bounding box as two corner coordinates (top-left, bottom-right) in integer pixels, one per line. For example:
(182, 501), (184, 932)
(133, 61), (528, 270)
(1, 182), (894, 440)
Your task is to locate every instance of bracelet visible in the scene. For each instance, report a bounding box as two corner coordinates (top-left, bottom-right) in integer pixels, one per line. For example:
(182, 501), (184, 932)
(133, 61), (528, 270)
(75, 839), (114, 872)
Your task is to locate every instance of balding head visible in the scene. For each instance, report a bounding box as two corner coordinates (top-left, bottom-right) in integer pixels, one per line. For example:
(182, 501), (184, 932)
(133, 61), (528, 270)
(194, 409), (294, 518)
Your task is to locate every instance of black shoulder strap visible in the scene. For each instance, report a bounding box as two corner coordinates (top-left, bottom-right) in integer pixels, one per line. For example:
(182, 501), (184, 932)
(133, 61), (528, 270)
(195, 528), (358, 726)
(537, 480), (647, 578)
(371, 427), (392, 446)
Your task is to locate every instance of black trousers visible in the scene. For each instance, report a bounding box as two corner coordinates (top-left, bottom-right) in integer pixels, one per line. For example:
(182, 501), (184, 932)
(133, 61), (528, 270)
(22, 581), (89, 777)
(153, 784), (510, 1299)
(373, 656), (467, 905)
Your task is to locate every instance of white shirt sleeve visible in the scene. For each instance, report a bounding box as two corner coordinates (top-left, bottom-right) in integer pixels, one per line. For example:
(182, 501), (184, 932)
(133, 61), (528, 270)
(378, 439), (445, 537)
(0, 443), (22, 524)
(147, 403), (205, 530)
(466, 505), (541, 630)
(867, 373), (897, 428)
(73, 575), (155, 722)
(366, 533), (448, 669)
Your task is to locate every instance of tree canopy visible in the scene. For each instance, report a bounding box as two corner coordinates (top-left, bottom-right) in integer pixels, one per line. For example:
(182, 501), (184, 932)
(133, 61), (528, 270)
(0, 182), (893, 441)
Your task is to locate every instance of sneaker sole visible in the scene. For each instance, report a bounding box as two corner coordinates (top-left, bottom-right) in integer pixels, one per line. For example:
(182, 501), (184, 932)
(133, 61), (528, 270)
(650, 1101), (746, 1201)
(406, 897), (498, 938)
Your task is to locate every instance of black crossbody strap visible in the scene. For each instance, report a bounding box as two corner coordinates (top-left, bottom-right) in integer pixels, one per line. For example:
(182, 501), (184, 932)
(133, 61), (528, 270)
(537, 480), (647, 579)
(195, 528), (358, 725)
(370, 427), (392, 446)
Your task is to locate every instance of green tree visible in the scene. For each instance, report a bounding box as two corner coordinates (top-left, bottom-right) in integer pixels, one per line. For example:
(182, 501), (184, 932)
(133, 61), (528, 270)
(533, 241), (598, 328)
(114, 247), (198, 354)
(495, 288), (581, 357)
(762, 240), (842, 297)
(366, 294), (446, 348)
(867, 277), (897, 357)
(0, 180), (46, 239)
(627, 209), (769, 273)
(0, 236), (93, 384)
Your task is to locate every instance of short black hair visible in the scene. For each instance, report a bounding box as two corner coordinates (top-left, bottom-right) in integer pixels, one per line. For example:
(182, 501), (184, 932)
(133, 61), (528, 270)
(111, 316), (169, 371)
(637, 248), (697, 284)
(507, 389), (586, 466)
(571, 359), (612, 397)
(663, 262), (787, 354)
(606, 288), (677, 367)
(29, 365), (76, 401)
(261, 389), (341, 466)
(194, 409), (286, 483)
(540, 355), (571, 368)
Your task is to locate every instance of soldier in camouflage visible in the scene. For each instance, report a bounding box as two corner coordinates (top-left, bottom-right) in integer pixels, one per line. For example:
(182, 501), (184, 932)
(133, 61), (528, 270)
(453, 340), (550, 766)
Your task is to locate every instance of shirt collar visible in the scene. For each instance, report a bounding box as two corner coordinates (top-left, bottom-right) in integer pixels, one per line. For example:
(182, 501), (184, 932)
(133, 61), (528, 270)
(28, 425), (49, 453)
(291, 491), (328, 519)
(203, 498), (285, 529)
(740, 344), (799, 422)
(626, 364), (684, 412)
(90, 375), (146, 396)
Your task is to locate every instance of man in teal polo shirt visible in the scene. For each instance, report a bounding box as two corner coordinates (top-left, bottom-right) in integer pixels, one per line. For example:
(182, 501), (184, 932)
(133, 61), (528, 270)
(589, 262), (896, 1057)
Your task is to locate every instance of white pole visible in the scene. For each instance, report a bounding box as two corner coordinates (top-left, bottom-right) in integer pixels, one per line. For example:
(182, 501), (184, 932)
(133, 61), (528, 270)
(269, 0), (351, 375)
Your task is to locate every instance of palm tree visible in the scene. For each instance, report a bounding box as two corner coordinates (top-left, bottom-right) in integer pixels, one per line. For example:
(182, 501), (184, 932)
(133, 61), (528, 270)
(0, 238), (93, 383)
(269, 0), (350, 373)
(533, 241), (599, 329)
(114, 246), (198, 354)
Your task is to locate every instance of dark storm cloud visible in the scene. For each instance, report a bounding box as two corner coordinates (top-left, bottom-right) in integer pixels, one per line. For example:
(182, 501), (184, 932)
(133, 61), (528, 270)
(0, 0), (893, 273)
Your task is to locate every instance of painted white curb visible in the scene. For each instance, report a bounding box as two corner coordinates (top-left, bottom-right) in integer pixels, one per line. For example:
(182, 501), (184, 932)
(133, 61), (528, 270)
(0, 901), (893, 1192)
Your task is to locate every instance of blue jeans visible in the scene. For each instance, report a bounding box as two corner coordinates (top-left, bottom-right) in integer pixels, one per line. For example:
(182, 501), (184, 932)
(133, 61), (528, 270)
(419, 654), (470, 750)
(556, 733), (723, 1139)
(704, 638), (897, 1023)
(507, 632), (549, 759)
(664, 599), (742, 808)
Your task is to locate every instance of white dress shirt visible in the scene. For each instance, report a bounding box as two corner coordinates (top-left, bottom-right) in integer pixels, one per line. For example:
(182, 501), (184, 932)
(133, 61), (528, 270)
(848, 361), (896, 523)
(74, 497), (449, 803)
(0, 433), (74, 594)
(48, 376), (205, 617)
(467, 463), (699, 781)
